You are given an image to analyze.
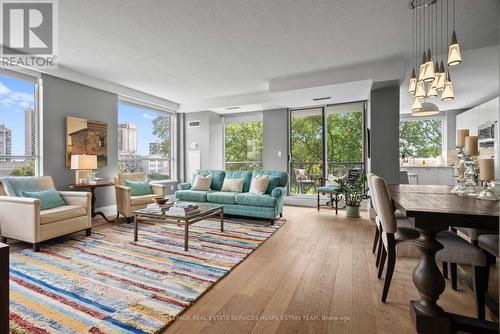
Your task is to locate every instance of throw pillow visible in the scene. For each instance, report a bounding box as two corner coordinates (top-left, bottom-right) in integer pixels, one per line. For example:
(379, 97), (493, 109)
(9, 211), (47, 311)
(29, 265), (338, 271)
(221, 178), (245, 193)
(249, 175), (269, 195)
(266, 176), (281, 194)
(124, 180), (153, 196)
(21, 188), (66, 210)
(192, 174), (212, 191)
(295, 169), (308, 180)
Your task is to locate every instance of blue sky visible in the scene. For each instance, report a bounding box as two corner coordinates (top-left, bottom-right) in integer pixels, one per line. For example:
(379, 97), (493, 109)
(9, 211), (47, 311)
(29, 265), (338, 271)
(0, 75), (35, 155)
(118, 103), (162, 155)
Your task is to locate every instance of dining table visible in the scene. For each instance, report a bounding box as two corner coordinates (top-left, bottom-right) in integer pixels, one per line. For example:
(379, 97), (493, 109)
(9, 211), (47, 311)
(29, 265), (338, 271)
(389, 184), (499, 334)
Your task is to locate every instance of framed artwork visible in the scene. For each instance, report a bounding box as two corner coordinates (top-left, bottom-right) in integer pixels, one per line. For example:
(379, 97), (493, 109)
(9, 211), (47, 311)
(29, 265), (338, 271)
(66, 116), (108, 168)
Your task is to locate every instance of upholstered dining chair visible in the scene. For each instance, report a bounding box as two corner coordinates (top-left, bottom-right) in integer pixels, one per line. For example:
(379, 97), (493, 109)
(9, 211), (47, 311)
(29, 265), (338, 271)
(371, 174), (489, 319)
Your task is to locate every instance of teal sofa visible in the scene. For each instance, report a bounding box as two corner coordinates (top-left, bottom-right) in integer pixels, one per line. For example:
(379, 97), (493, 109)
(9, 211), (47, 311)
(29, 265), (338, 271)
(176, 170), (288, 223)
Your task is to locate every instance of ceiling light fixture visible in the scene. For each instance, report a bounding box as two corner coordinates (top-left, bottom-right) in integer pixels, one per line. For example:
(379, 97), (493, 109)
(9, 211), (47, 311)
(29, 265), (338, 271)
(412, 102), (440, 116)
(412, 97), (423, 112)
(447, 0), (461, 66)
(441, 70), (454, 101)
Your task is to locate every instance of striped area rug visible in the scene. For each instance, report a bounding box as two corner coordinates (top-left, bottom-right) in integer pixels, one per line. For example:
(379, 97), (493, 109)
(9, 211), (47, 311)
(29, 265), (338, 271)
(9, 218), (284, 333)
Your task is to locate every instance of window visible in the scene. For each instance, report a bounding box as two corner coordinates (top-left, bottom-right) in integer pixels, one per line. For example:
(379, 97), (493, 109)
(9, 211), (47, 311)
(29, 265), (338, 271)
(0, 73), (39, 176)
(289, 102), (365, 195)
(399, 118), (443, 160)
(117, 102), (175, 180)
(224, 121), (263, 171)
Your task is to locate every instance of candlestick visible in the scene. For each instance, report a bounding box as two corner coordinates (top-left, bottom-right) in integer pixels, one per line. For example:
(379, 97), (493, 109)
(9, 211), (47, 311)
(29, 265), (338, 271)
(464, 136), (478, 156)
(456, 129), (469, 148)
(477, 158), (498, 201)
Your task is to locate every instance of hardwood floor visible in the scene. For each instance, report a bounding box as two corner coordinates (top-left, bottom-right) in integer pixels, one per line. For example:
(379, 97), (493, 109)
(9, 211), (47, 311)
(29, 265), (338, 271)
(6, 206), (497, 333)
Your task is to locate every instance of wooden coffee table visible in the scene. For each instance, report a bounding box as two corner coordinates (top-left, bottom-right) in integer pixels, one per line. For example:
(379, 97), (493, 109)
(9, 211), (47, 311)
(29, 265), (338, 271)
(133, 203), (224, 251)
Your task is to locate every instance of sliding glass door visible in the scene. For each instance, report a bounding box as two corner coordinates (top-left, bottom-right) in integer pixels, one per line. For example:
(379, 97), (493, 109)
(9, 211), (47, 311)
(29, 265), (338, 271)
(289, 102), (365, 195)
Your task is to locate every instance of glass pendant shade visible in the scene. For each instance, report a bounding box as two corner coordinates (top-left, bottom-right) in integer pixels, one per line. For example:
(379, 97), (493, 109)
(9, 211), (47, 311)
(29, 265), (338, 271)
(447, 31), (462, 66)
(414, 80), (426, 99)
(436, 61), (446, 91)
(418, 52), (427, 82)
(408, 68), (417, 94)
(423, 49), (435, 82)
(412, 98), (423, 112)
(427, 84), (438, 98)
(441, 71), (454, 101)
(413, 102), (440, 117)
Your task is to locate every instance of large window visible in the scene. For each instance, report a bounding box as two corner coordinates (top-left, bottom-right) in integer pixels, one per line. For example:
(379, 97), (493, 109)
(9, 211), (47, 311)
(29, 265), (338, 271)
(0, 73), (39, 176)
(118, 102), (175, 180)
(224, 121), (263, 171)
(289, 102), (365, 195)
(400, 118), (443, 160)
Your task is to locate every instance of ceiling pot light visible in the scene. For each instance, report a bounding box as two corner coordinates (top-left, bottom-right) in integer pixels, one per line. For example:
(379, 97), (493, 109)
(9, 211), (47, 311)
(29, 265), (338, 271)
(408, 68), (417, 94)
(414, 80), (426, 99)
(412, 97), (423, 112)
(412, 102), (440, 117)
(447, 30), (462, 66)
(441, 71), (454, 101)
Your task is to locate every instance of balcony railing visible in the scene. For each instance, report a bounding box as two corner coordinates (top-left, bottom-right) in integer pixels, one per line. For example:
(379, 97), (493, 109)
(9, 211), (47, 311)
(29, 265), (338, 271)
(225, 161), (263, 172)
(119, 156), (172, 180)
(290, 161), (365, 195)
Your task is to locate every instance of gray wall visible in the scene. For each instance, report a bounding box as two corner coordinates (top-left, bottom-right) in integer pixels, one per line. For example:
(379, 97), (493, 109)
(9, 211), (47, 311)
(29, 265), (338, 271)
(42, 75), (118, 207)
(369, 86), (400, 184)
(263, 108), (288, 171)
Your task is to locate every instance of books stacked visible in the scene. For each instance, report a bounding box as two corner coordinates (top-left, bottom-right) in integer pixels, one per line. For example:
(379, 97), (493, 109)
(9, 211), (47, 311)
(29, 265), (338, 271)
(168, 202), (200, 216)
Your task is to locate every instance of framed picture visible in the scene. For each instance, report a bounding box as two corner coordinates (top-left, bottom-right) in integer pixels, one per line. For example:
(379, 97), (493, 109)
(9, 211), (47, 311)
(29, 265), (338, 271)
(66, 116), (108, 168)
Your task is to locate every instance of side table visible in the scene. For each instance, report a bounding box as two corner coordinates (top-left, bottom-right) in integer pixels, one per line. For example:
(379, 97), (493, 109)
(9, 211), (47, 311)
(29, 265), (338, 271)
(69, 180), (114, 223)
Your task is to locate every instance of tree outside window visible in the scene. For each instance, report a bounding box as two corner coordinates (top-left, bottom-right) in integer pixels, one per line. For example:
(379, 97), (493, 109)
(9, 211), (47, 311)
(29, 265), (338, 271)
(399, 118), (443, 158)
(224, 122), (263, 171)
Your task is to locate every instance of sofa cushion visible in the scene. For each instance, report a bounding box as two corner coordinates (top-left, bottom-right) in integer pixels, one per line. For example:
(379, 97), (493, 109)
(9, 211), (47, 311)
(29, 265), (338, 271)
(176, 190), (212, 202)
(40, 205), (87, 225)
(130, 194), (157, 206)
(235, 193), (277, 208)
(249, 175), (269, 195)
(221, 178), (245, 192)
(207, 192), (237, 204)
(192, 174), (213, 191)
(191, 170), (225, 191)
(225, 171), (253, 192)
(251, 170), (288, 194)
(118, 172), (147, 186)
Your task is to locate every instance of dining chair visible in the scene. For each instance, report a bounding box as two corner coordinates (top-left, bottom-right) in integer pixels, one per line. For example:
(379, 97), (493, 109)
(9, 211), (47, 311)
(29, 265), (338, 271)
(371, 175), (490, 319)
(478, 234), (498, 305)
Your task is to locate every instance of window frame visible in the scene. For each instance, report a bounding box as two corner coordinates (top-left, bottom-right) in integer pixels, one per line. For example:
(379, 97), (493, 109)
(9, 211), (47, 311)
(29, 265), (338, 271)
(0, 69), (42, 177)
(399, 115), (446, 160)
(117, 98), (177, 181)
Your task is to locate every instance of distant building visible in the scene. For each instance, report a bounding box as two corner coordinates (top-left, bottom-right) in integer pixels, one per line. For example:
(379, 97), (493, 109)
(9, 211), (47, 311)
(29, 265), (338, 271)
(0, 124), (12, 160)
(118, 123), (137, 154)
(24, 108), (36, 156)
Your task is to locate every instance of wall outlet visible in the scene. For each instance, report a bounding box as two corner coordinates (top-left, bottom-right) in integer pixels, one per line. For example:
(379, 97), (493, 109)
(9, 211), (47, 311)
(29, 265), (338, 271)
(277, 151), (282, 157)
(170, 185), (174, 191)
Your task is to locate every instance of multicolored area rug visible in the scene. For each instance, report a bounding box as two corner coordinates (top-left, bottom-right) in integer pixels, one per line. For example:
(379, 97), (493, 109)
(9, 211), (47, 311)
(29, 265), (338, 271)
(9, 218), (284, 333)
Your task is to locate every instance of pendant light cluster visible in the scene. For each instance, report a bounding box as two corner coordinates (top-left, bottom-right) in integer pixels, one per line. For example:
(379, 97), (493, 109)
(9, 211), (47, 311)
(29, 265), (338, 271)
(408, 0), (462, 116)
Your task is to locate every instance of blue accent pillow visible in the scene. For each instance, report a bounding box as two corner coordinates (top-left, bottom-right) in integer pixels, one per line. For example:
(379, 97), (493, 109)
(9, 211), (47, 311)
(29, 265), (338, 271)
(21, 188), (66, 210)
(266, 176), (281, 195)
(124, 180), (153, 196)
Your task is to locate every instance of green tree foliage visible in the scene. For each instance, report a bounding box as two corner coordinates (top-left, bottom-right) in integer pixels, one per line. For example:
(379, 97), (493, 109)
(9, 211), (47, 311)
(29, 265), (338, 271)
(327, 112), (363, 164)
(152, 115), (171, 157)
(9, 161), (35, 176)
(290, 114), (323, 175)
(224, 122), (263, 170)
(400, 119), (442, 158)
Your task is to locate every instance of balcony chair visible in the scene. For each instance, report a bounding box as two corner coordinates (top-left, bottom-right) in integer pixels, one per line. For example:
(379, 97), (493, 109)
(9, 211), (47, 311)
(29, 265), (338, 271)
(294, 168), (316, 194)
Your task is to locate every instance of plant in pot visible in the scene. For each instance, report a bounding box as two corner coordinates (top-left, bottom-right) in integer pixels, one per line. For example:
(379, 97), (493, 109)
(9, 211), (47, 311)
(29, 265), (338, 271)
(343, 175), (368, 218)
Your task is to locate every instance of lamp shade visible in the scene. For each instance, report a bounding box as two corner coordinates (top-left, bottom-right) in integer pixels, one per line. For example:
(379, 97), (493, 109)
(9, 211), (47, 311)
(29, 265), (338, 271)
(478, 158), (494, 182)
(414, 80), (426, 99)
(411, 98), (422, 112)
(436, 61), (446, 91)
(423, 49), (435, 82)
(418, 52), (427, 82)
(408, 68), (417, 94)
(427, 85), (438, 98)
(464, 136), (478, 156)
(447, 31), (462, 66)
(441, 80), (454, 101)
(71, 155), (97, 170)
(456, 129), (469, 148)
(412, 102), (439, 117)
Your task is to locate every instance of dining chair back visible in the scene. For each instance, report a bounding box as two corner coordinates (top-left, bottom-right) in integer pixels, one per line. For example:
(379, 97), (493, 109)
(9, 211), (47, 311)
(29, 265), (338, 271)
(371, 175), (397, 234)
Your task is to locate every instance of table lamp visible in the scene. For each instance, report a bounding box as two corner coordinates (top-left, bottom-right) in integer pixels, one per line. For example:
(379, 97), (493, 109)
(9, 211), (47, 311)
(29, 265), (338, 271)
(71, 154), (97, 184)
(477, 158), (498, 201)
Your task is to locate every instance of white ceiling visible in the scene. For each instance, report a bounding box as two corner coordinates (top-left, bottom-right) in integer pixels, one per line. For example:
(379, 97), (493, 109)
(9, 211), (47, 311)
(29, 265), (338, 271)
(55, 0), (499, 111)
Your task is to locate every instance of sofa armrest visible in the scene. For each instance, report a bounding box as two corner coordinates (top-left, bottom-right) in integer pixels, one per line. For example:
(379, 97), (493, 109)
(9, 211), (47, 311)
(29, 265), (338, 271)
(115, 185), (131, 216)
(0, 196), (40, 242)
(59, 191), (91, 207)
(151, 184), (165, 196)
(271, 186), (287, 198)
(177, 183), (191, 190)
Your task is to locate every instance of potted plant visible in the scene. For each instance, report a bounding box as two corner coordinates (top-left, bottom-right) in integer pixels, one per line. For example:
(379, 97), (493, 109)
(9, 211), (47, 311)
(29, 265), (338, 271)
(343, 175), (368, 218)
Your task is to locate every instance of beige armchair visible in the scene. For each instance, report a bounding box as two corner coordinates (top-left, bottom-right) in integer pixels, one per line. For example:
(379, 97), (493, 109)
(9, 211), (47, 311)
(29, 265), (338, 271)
(114, 172), (165, 222)
(0, 176), (92, 252)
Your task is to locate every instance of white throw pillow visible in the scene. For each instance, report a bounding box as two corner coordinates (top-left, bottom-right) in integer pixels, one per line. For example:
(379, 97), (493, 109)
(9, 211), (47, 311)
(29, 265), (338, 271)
(191, 174), (212, 191)
(221, 178), (245, 193)
(249, 175), (269, 195)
